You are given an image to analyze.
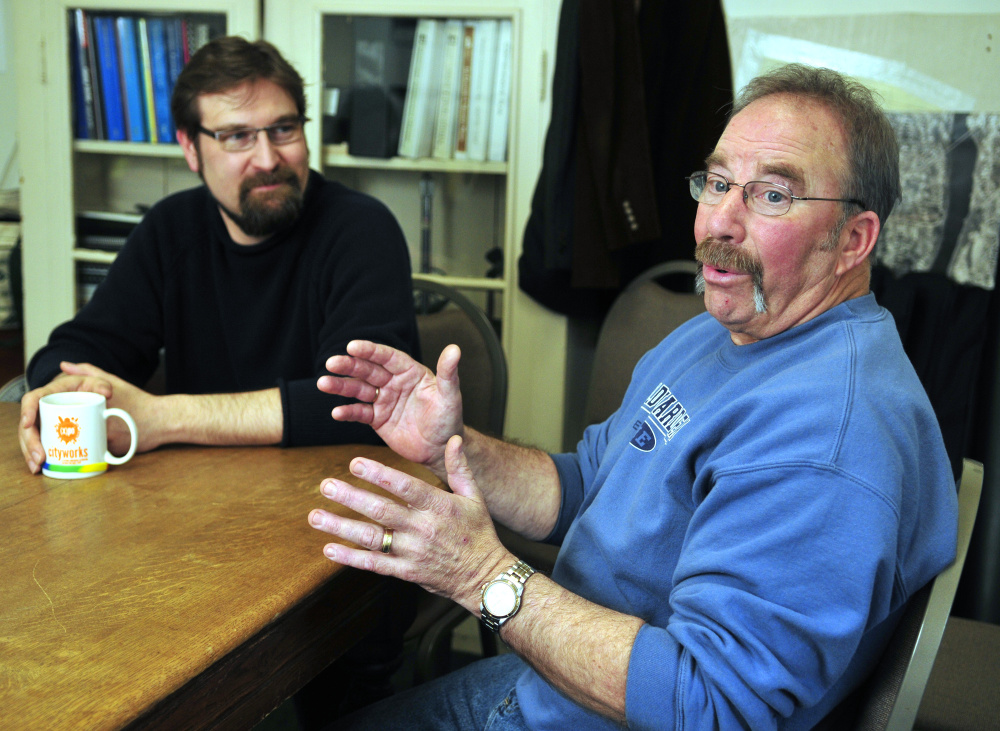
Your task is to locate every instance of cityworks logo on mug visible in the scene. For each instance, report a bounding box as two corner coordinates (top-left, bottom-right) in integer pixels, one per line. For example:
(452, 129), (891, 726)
(56, 416), (81, 444)
(50, 415), (88, 461)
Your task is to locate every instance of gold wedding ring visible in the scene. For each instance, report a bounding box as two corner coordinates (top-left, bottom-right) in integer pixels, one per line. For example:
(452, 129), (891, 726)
(380, 528), (393, 554)
(374, 387), (380, 401)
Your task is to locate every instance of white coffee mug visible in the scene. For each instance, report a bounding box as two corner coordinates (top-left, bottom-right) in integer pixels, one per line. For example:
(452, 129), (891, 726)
(39, 392), (138, 479)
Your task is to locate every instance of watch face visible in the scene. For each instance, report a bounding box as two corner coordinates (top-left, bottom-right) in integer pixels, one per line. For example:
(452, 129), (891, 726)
(484, 579), (518, 617)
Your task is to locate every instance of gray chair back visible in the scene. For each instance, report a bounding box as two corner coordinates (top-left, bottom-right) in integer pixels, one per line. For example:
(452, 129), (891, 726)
(817, 458), (984, 730)
(413, 279), (507, 436)
(584, 260), (705, 427)
(0, 374), (26, 402)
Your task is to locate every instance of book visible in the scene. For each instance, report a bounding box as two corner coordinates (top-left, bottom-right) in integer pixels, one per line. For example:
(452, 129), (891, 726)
(146, 17), (175, 142)
(93, 15), (127, 141)
(462, 19), (499, 162)
(397, 19), (444, 159)
(116, 16), (147, 142)
(70, 9), (98, 139)
(85, 12), (106, 140)
(186, 18), (213, 59)
(348, 18), (414, 158)
(453, 22), (475, 159)
(486, 20), (513, 163)
(137, 17), (159, 143)
(164, 17), (186, 90)
(431, 20), (465, 160)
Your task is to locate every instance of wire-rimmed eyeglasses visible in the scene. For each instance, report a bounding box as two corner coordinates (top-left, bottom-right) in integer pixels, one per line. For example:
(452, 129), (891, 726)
(198, 116), (309, 152)
(686, 170), (867, 217)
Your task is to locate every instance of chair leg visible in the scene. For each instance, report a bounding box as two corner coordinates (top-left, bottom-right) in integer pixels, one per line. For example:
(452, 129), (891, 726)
(479, 621), (499, 658)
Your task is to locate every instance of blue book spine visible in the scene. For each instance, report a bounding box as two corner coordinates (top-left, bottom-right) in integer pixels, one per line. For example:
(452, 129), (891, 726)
(164, 18), (186, 90)
(146, 18), (175, 142)
(94, 16), (126, 141)
(116, 16), (147, 142)
(69, 12), (92, 138)
(84, 12), (106, 139)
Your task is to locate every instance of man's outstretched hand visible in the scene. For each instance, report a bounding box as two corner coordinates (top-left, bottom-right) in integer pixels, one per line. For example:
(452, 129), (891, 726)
(319, 340), (465, 475)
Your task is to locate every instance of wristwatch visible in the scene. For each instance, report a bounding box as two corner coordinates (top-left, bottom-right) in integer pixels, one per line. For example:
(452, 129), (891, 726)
(480, 559), (535, 633)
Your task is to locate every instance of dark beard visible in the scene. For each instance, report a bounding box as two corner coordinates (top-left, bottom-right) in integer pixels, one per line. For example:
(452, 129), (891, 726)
(218, 168), (304, 238)
(694, 237), (768, 313)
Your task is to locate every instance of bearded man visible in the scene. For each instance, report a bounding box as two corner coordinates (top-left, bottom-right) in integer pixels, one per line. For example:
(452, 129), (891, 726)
(19, 36), (419, 467)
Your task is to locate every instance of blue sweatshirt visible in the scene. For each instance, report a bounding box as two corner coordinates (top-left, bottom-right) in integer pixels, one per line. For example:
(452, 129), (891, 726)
(517, 294), (958, 730)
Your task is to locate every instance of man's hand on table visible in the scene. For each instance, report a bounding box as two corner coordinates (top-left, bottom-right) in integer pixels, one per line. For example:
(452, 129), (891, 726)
(20, 361), (155, 473)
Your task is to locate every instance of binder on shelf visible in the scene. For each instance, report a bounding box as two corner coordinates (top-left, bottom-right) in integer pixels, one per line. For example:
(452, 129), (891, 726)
(453, 22), (475, 159)
(145, 17), (176, 143)
(84, 11), (107, 140)
(93, 15), (127, 142)
(116, 16), (148, 142)
(76, 263), (112, 309)
(186, 18), (215, 59)
(76, 212), (139, 259)
(431, 19), (465, 160)
(164, 17), (186, 91)
(137, 17), (159, 143)
(348, 17), (414, 158)
(486, 20), (512, 163)
(70, 9), (97, 140)
(398, 19), (444, 159)
(460, 19), (499, 162)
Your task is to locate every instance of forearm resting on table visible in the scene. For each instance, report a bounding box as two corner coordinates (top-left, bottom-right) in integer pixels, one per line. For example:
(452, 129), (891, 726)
(500, 572), (643, 723)
(149, 388), (283, 446)
(460, 425), (562, 541)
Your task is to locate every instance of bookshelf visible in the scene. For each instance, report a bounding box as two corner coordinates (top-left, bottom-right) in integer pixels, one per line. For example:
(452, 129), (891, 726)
(267, 0), (569, 449)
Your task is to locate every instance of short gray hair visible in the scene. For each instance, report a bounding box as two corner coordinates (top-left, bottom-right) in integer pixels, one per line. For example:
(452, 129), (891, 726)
(733, 64), (900, 234)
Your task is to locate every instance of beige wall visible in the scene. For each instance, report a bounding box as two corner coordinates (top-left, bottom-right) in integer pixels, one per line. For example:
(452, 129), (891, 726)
(0, 0), (18, 190)
(722, 0), (1000, 111)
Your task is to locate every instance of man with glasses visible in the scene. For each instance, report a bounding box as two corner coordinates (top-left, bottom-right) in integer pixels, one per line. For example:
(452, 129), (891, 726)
(306, 64), (957, 729)
(19, 36), (419, 466)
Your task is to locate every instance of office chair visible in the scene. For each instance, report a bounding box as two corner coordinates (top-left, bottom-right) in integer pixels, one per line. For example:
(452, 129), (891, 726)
(815, 458), (984, 730)
(405, 279), (510, 682)
(914, 613), (1000, 729)
(584, 260), (705, 426)
(0, 373), (26, 402)
(412, 279), (506, 436)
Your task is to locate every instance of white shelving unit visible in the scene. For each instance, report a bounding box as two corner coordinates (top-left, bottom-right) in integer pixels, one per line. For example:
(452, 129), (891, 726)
(267, 0), (568, 449)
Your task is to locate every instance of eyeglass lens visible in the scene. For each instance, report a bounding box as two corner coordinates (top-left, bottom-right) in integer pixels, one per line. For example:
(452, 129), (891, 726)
(689, 172), (793, 216)
(219, 120), (304, 151)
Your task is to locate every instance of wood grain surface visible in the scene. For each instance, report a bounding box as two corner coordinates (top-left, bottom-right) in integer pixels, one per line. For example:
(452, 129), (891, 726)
(0, 403), (436, 730)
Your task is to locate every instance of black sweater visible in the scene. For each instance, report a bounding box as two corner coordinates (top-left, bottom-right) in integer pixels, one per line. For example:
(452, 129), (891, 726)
(29, 171), (419, 446)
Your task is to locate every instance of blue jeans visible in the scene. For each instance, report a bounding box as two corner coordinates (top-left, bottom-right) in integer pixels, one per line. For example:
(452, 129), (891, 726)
(333, 652), (531, 730)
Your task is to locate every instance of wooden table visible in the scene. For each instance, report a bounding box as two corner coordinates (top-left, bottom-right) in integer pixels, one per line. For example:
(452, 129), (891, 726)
(0, 402), (435, 730)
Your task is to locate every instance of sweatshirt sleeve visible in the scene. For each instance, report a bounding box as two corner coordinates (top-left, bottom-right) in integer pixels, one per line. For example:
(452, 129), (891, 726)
(546, 414), (618, 543)
(279, 189), (420, 447)
(624, 463), (906, 730)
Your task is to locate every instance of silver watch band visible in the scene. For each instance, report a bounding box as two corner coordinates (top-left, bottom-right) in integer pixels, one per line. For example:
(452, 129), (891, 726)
(480, 560), (535, 633)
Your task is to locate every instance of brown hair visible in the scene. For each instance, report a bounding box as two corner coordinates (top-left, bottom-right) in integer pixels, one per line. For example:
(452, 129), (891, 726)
(733, 63), (900, 233)
(171, 36), (306, 141)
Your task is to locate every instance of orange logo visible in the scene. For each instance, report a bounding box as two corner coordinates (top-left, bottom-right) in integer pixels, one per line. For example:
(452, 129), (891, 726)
(55, 416), (81, 445)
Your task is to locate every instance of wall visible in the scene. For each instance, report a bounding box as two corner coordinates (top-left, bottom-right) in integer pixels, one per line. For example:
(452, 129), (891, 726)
(0, 0), (18, 191)
(722, 0), (1000, 112)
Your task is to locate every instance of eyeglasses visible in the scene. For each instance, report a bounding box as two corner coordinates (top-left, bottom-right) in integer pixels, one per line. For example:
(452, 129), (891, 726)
(198, 116), (309, 152)
(686, 171), (867, 217)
